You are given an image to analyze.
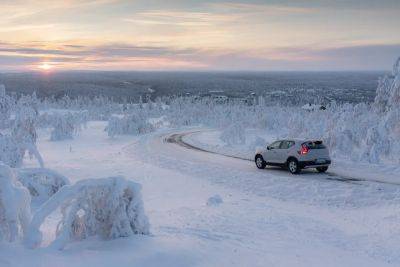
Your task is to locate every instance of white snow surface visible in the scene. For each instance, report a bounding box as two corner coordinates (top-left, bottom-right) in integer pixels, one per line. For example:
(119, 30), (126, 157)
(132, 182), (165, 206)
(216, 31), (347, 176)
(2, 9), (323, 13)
(0, 121), (398, 266)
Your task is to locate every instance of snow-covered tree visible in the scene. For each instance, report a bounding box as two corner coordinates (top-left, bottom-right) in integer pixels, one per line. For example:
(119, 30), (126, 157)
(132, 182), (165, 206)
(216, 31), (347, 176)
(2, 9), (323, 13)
(50, 114), (76, 141)
(25, 176), (149, 250)
(0, 84), (13, 129)
(0, 163), (31, 242)
(220, 122), (246, 145)
(16, 168), (70, 205)
(106, 113), (155, 137)
(0, 134), (23, 167)
(11, 95), (44, 168)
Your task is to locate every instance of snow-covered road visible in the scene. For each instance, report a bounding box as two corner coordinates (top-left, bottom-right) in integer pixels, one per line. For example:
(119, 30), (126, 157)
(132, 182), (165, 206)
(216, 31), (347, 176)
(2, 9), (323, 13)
(4, 122), (400, 267)
(128, 127), (400, 265)
(167, 130), (400, 186)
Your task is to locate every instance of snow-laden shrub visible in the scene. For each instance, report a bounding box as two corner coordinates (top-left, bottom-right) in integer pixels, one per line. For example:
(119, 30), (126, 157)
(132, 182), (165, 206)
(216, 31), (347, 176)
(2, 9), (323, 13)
(366, 57), (400, 162)
(10, 97), (44, 168)
(48, 112), (88, 141)
(12, 104), (38, 146)
(25, 176), (149, 250)
(50, 114), (75, 141)
(0, 163), (31, 242)
(249, 136), (267, 152)
(38, 110), (88, 129)
(106, 113), (155, 137)
(16, 168), (70, 205)
(220, 122), (246, 145)
(0, 84), (13, 129)
(374, 57), (400, 113)
(206, 195), (223, 206)
(0, 134), (23, 168)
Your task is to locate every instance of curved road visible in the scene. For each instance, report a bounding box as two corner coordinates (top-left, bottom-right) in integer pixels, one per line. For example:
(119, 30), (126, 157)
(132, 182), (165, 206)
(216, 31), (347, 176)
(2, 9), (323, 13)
(164, 130), (399, 186)
(125, 128), (400, 265)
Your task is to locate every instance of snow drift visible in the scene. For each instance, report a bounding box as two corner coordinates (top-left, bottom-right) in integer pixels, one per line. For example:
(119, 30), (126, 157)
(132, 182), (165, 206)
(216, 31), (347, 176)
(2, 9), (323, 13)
(25, 176), (149, 250)
(0, 163), (31, 242)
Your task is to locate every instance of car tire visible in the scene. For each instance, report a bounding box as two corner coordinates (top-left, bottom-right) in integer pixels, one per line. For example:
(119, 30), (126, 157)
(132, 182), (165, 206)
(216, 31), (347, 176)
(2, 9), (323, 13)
(316, 166), (328, 173)
(255, 155), (266, 169)
(287, 158), (300, 174)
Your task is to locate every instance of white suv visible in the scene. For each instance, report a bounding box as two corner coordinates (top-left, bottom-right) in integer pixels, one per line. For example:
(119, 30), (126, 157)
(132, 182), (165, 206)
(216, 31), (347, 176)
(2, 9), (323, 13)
(255, 139), (331, 174)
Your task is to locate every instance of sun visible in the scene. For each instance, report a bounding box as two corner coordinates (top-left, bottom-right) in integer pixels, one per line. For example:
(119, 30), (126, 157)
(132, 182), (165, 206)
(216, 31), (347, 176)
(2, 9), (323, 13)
(38, 62), (54, 71)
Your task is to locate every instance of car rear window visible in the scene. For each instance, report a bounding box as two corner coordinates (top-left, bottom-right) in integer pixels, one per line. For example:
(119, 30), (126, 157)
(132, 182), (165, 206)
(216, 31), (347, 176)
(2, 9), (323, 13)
(303, 141), (326, 149)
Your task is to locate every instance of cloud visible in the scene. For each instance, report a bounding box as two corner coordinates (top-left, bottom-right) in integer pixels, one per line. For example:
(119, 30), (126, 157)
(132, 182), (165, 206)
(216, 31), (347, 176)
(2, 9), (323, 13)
(0, 41), (398, 71)
(123, 2), (316, 28)
(207, 2), (317, 15)
(124, 10), (240, 27)
(0, 42), (208, 70)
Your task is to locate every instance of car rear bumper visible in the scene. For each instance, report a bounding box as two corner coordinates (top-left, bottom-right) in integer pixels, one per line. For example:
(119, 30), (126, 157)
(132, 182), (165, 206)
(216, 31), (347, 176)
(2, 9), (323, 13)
(299, 160), (331, 169)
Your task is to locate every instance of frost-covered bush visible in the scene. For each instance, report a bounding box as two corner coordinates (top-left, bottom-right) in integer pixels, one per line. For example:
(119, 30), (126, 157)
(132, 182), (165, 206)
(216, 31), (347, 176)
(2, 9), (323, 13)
(106, 113), (155, 137)
(25, 176), (149, 250)
(0, 84), (13, 129)
(0, 134), (23, 168)
(36, 110), (89, 141)
(16, 168), (70, 205)
(206, 194), (223, 206)
(249, 136), (267, 152)
(374, 57), (400, 113)
(220, 122), (246, 145)
(0, 89), (43, 168)
(50, 114), (77, 141)
(38, 110), (88, 128)
(12, 103), (38, 146)
(10, 96), (44, 168)
(0, 163), (31, 242)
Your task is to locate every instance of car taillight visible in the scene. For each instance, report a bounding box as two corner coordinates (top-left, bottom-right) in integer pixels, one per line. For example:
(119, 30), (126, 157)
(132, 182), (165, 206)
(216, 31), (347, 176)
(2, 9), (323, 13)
(299, 144), (309, 155)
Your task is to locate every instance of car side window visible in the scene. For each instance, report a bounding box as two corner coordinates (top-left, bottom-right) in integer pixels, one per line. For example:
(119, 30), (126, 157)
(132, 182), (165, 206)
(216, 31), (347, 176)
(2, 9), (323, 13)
(280, 141), (295, 149)
(269, 141), (281, 149)
(280, 141), (288, 149)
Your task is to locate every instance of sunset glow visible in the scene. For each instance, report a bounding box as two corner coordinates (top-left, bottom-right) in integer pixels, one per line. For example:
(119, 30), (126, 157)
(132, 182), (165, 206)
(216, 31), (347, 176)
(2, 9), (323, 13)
(38, 62), (53, 71)
(0, 0), (399, 71)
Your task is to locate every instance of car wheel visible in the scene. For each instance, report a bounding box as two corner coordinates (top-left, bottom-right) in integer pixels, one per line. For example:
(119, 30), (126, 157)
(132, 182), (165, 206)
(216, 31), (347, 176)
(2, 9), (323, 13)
(287, 158), (300, 174)
(316, 166), (328, 173)
(255, 155), (266, 169)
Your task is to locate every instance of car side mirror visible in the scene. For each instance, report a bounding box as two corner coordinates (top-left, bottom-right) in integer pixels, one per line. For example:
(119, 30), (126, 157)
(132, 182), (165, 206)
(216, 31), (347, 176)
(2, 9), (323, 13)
(267, 146), (271, 150)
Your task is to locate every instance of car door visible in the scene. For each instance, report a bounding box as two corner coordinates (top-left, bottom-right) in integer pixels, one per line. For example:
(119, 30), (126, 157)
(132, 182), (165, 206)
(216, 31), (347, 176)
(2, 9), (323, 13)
(275, 140), (294, 163)
(263, 141), (282, 163)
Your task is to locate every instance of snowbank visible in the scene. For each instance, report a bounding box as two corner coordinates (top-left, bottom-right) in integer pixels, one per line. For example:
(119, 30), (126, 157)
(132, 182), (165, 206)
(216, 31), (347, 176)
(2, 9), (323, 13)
(25, 176), (149, 250)
(0, 163), (31, 242)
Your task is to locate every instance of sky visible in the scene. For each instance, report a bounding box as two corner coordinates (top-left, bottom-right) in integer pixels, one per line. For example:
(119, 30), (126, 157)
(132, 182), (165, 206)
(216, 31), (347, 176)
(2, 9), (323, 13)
(0, 0), (399, 71)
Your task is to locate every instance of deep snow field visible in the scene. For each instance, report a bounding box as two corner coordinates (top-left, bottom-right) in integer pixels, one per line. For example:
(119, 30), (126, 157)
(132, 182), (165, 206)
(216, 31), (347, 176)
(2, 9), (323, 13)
(1, 121), (399, 267)
(1, 58), (400, 266)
